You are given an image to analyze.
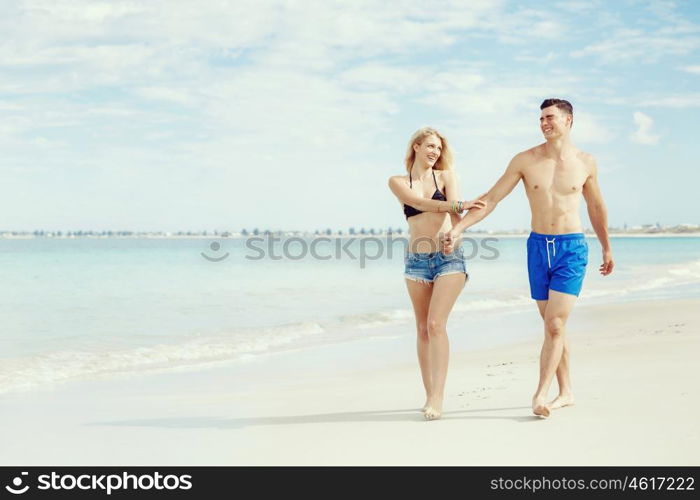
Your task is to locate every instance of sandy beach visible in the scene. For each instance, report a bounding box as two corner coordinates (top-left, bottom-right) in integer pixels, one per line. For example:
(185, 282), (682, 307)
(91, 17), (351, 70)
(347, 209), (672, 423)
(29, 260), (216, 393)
(1, 298), (698, 466)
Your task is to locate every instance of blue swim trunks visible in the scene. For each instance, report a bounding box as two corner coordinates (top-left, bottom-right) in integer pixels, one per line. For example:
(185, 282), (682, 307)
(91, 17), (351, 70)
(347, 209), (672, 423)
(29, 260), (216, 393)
(527, 232), (588, 300)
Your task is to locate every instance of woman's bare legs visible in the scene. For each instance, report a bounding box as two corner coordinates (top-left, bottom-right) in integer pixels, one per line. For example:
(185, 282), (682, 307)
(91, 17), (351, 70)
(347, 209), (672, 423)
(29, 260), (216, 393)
(405, 278), (433, 410)
(423, 272), (467, 420)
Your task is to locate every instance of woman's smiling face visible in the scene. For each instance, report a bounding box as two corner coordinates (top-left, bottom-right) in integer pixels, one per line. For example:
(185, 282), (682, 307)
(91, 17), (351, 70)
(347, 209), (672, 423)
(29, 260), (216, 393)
(413, 135), (442, 167)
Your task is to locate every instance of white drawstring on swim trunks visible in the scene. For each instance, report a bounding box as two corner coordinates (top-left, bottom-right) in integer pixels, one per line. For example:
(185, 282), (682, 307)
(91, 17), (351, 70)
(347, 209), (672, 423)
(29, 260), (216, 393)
(545, 237), (556, 268)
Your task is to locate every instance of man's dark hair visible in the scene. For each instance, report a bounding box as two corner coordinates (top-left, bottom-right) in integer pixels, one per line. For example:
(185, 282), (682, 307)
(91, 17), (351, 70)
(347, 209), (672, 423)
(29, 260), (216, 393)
(540, 98), (573, 127)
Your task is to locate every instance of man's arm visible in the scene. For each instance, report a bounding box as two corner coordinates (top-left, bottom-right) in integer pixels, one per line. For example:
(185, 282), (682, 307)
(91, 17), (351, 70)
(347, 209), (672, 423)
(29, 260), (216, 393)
(582, 156), (614, 275)
(451, 154), (524, 234)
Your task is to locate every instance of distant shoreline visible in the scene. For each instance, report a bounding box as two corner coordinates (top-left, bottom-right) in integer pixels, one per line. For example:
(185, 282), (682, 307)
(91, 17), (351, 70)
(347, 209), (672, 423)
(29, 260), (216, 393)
(2, 231), (700, 240)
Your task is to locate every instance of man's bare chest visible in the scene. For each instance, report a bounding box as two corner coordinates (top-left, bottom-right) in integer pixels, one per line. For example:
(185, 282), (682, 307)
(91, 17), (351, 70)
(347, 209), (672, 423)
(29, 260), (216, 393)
(522, 160), (589, 195)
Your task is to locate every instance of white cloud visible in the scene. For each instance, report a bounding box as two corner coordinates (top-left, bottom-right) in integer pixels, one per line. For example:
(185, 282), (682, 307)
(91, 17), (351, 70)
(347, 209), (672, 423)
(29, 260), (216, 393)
(554, 1), (600, 13)
(680, 65), (700, 74)
(639, 94), (700, 107)
(571, 30), (700, 63)
(570, 0), (700, 65)
(485, 7), (570, 44)
(133, 86), (198, 106)
(6, 0), (278, 47)
(514, 52), (558, 64)
(416, 70), (546, 115)
(0, 0), (697, 230)
(571, 112), (615, 144)
(339, 64), (426, 93)
(630, 111), (659, 145)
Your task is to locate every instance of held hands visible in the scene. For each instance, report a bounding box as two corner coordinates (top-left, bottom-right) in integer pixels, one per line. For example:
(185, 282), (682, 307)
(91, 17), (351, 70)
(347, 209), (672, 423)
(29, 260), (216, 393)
(443, 194), (487, 254)
(441, 229), (460, 255)
(599, 249), (614, 276)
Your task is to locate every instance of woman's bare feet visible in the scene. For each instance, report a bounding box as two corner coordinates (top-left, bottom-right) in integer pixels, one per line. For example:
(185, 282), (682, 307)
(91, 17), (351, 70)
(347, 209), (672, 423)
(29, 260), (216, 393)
(424, 406), (442, 420)
(532, 396), (550, 418)
(548, 393), (575, 410)
(424, 397), (443, 420)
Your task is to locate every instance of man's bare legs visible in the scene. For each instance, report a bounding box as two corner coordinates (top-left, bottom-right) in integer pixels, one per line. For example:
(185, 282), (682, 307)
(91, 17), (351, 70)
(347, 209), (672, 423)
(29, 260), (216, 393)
(549, 336), (575, 410)
(405, 278), (433, 411)
(423, 273), (466, 420)
(536, 300), (575, 410)
(532, 290), (578, 417)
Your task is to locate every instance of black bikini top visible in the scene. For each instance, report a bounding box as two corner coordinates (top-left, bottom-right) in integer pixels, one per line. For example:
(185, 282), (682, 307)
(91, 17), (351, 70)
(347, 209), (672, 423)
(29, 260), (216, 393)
(403, 168), (447, 219)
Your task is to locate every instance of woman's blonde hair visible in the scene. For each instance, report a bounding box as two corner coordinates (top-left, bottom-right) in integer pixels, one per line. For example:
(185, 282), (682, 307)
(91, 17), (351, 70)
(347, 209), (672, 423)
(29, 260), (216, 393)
(404, 127), (454, 174)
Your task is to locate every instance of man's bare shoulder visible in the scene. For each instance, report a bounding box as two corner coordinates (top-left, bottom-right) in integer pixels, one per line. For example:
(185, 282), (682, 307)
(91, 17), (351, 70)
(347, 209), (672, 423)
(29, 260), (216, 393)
(510, 145), (544, 168)
(576, 150), (598, 174)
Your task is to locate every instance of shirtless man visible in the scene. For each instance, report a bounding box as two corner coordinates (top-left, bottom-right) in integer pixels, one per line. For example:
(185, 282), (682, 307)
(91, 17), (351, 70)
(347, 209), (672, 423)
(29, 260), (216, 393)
(444, 99), (614, 418)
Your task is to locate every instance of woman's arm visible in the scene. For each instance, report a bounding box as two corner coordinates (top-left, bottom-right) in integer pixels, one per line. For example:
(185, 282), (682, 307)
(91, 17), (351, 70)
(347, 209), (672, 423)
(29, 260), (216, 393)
(441, 170), (464, 227)
(388, 176), (484, 214)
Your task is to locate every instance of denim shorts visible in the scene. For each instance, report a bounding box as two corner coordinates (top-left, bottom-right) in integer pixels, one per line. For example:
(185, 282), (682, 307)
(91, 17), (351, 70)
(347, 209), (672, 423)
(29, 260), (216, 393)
(404, 246), (468, 284)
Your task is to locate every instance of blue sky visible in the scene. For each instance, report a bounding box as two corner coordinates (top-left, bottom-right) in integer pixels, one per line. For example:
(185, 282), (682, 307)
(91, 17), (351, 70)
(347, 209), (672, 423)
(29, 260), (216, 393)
(1, 0), (699, 232)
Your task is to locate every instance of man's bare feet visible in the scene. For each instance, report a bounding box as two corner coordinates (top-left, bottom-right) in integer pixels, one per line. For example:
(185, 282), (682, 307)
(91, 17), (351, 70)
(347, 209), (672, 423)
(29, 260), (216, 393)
(421, 398), (430, 412)
(532, 396), (550, 418)
(548, 394), (575, 410)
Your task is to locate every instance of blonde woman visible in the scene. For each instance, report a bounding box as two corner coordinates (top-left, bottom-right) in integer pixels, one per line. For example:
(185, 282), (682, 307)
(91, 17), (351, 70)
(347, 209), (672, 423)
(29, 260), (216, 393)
(388, 127), (486, 420)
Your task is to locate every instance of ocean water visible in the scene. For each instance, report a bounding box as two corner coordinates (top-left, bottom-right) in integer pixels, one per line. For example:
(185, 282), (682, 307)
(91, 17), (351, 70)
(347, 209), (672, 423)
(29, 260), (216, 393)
(0, 235), (699, 393)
